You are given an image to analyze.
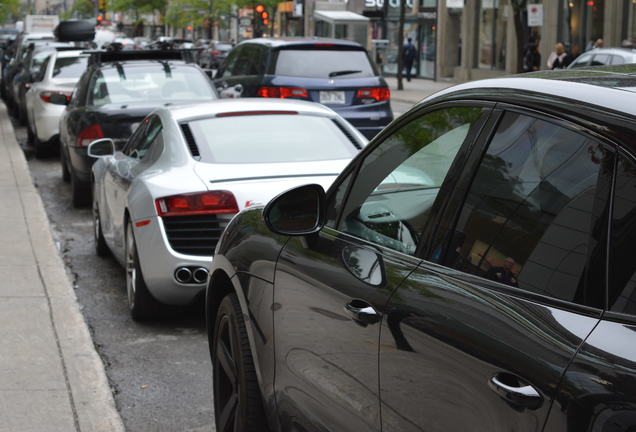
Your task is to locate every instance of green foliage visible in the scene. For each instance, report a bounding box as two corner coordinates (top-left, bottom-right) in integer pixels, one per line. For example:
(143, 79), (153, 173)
(60, 0), (94, 19)
(0, 0), (20, 25)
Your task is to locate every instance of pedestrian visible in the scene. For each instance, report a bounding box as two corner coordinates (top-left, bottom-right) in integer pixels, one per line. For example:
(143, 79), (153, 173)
(547, 42), (571, 69)
(523, 40), (541, 72)
(403, 37), (416, 82)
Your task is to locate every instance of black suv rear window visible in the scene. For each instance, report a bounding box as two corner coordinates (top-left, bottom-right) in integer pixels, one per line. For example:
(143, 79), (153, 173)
(274, 49), (375, 78)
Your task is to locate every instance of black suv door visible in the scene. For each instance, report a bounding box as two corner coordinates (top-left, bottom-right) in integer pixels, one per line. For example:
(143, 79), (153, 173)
(378, 109), (613, 431)
(544, 150), (636, 432)
(272, 104), (492, 431)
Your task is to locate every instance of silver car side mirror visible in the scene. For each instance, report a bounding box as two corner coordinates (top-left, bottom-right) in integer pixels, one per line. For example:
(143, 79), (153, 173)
(87, 138), (115, 158)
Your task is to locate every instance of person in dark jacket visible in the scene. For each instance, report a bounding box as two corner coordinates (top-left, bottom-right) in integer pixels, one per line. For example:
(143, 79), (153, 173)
(523, 41), (541, 72)
(403, 37), (417, 81)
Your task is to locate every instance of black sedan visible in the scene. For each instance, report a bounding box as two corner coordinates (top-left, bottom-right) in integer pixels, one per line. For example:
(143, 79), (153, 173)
(206, 66), (636, 432)
(213, 38), (392, 139)
(59, 49), (218, 207)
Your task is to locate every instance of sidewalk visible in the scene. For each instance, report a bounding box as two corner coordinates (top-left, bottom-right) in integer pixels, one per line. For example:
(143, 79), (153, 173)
(0, 103), (124, 432)
(384, 76), (458, 104)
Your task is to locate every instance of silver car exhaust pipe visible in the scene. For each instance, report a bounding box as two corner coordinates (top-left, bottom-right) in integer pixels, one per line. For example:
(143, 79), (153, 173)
(192, 267), (209, 284)
(175, 267), (192, 284)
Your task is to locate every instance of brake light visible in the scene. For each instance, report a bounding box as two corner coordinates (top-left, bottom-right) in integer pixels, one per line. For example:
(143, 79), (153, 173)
(76, 124), (104, 147)
(155, 191), (239, 217)
(211, 50), (220, 55)
(257, 86), (309, 99)
(39, 90), (72, 105)
(356, 87), (390, 103)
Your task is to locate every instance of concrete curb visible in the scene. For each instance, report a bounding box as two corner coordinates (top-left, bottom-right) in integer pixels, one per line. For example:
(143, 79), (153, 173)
(0, 103), (125, 432)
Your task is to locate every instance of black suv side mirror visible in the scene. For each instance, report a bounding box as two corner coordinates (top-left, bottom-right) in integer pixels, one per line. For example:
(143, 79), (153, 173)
(263, 184), (326, 236)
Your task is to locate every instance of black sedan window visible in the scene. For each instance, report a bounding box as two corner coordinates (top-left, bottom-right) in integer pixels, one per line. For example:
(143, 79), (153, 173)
(87, 64), (216, 106)
(338, 107), (484, 255)
(444, 112), (613, 307)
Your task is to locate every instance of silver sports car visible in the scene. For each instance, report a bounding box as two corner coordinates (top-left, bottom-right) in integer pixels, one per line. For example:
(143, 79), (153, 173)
(88, 98), (367, 319)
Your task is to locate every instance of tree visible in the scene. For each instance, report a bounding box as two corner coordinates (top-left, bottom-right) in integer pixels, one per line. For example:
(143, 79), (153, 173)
(61, 0), (94, 19)
(0, 0), (20, 25)
(396, 0), (406, 90)
(510, 0), (529, 73)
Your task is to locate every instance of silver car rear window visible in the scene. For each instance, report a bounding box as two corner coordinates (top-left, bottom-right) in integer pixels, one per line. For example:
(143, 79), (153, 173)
(188, 114), (358, 164)
(53, 56), (88, 79)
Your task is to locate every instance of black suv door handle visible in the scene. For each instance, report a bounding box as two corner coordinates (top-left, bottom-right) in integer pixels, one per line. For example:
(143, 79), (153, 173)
(489, 373), (543, 410)
(345, 299), (381, 326)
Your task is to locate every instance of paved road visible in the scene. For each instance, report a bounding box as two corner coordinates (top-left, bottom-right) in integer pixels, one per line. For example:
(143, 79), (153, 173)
(13, 120), (214, 432)
(11, 99), (415, 431)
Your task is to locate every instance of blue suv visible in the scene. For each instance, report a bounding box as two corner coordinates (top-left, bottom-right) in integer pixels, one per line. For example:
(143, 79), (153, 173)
(213, 38), (393, 139)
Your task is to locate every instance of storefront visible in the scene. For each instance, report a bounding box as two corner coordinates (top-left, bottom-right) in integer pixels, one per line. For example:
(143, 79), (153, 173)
(363, 0), (438, 79)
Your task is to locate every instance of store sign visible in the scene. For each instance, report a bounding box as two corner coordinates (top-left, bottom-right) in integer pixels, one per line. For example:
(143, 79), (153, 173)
(527, 4), (543, 26)
(447, 0), (463, 7)
(365, 0), (416, 9)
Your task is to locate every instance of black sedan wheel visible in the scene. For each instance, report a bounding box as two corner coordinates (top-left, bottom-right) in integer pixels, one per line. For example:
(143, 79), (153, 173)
(212, 294), (267, 432)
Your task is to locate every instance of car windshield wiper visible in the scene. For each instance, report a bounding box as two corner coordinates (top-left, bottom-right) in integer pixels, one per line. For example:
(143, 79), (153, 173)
(328, 70), (362, 78)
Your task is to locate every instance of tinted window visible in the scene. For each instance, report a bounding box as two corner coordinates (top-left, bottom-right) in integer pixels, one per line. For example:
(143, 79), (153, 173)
(87, 64), (215, 106)
(611, 55), (626, 65)
(275, 49), (375, 78)
(338, 107), (484, 255)
(444, 112), (612, 306)
(30, 50), (51, 73)
(188, 115), (358, 163)
(571, 53), (592, 68)
(231, 45), (264, 75)
(53, 56), (87, 79)
(130, 117), (162, 160)
(609, 153), (636, 315)
(591, 54), (610, 66)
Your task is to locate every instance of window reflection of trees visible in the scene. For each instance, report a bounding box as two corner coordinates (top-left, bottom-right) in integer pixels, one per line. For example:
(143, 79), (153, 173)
(447, 113), (610, 303)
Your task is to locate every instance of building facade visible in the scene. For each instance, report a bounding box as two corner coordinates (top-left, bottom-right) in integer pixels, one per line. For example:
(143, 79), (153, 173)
(283, 0), (636, 81)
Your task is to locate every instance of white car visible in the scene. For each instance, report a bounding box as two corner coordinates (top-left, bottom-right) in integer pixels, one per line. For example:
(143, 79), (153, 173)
(88, 98), (367, 320)
(25, 49), (87, 157)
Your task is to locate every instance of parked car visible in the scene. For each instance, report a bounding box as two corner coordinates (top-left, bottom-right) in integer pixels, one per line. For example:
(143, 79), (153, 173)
(568, 47), (636, 68)
(199, 41), (232, 69)
(88, 98), (365, 320)
(206, 66), (636, 432)
(213, 38), (392, 139)
(59, 48), (218, 207)
(25, 49), (88, 157)
(11, 43), (73, 124)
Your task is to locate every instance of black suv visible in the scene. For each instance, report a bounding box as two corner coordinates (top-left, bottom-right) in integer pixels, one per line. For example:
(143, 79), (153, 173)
(213, 38), (392, 139)
(59, 49), (218, 206)
(207, 66), (636, 432)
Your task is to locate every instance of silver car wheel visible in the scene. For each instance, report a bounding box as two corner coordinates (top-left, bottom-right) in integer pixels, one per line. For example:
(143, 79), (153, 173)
(126, 223), (137, 311)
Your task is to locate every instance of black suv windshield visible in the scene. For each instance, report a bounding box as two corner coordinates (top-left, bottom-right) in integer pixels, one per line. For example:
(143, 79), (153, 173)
(275, 49), (375, 78)
(87, 63), (215, 106)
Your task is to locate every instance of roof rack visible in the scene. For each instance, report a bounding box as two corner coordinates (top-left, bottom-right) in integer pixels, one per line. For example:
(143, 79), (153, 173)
(84, 49), (194, 66)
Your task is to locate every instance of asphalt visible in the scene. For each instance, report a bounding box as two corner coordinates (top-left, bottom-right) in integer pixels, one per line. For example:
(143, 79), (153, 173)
(0, 101), (124, 432)
(0, 76), (454, 431)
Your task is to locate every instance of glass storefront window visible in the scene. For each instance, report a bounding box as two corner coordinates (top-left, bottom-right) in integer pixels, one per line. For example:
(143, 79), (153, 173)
(558, 0), (604, 55)
(383, 21), (419, 75)
(622, 0), (636, 47)
(474, 0), (507, 70)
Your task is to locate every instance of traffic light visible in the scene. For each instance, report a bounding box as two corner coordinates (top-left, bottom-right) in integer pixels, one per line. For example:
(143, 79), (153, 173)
(98, 0), (107, 11)
(254, 4), (268, 36)
(96, 14), (104, 25)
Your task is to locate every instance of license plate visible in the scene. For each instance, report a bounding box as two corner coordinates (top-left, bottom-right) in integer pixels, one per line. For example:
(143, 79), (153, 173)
(320, 91), (346, 105)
